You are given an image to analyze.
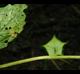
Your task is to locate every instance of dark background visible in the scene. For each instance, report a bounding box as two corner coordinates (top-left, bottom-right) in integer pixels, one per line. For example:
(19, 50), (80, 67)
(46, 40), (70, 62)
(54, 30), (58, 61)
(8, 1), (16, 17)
(0, 4), (80, 70)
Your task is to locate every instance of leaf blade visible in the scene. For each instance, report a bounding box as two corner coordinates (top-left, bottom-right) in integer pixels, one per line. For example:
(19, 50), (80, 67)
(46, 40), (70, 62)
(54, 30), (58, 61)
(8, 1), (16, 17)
(43, 35), (67, 57)
(0, 4), (28, 49)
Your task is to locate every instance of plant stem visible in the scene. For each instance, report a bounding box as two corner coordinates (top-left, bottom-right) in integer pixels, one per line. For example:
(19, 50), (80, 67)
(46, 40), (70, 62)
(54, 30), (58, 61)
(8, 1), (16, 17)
(1, 55), (80, 69)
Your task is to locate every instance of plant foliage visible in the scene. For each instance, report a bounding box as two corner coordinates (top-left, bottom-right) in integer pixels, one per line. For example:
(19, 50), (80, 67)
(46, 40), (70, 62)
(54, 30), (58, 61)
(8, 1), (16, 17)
(0, 4), (27, 49)
(43, 35), (67, 57)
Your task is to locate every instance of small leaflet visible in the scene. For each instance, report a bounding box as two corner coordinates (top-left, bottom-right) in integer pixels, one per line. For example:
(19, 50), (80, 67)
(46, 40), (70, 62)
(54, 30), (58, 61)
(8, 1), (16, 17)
(43, 35), (67, 57)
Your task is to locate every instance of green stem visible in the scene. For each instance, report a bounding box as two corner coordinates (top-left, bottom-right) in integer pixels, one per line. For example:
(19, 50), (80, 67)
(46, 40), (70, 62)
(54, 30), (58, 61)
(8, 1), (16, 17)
(1, 55), (80, 69)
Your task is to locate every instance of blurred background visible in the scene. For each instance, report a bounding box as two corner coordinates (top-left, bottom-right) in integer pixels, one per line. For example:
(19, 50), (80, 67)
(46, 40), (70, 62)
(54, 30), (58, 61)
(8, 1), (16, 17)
(0, 4), (80, 70)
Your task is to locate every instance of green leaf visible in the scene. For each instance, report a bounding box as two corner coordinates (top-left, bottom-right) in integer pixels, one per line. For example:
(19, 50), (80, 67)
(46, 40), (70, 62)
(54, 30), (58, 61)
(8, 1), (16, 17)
(43, 35), (67, 56)
(0, 4), (28, 49)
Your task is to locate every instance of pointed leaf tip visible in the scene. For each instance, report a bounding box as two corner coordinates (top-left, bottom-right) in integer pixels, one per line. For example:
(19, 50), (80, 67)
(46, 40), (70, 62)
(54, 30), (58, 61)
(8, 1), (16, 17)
(43, 35), (67, 57)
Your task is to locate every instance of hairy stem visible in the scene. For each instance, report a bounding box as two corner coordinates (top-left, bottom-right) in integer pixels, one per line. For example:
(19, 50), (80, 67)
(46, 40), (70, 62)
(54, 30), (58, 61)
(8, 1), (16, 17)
(0, 55), (80, 69)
